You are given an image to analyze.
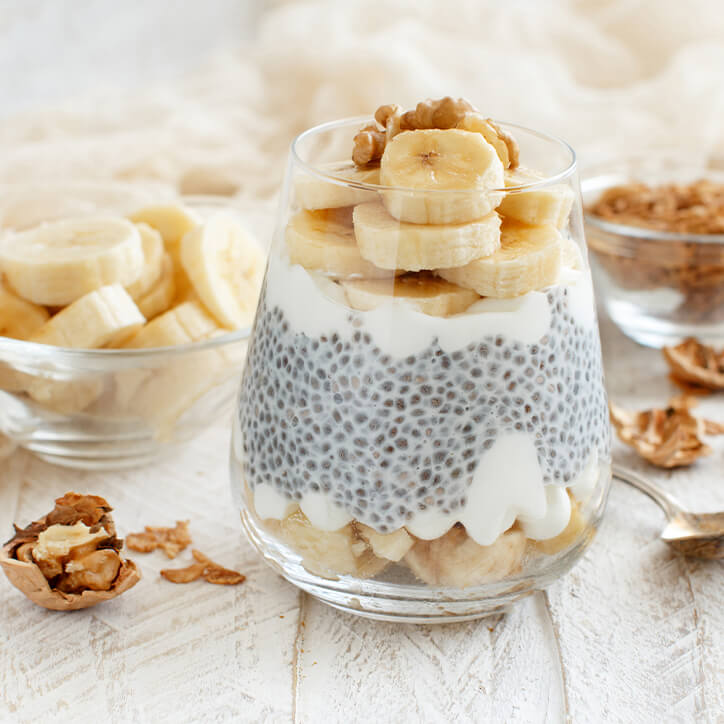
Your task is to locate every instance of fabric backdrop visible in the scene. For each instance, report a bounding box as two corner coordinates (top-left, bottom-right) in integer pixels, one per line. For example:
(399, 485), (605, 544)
(1, 0), (723, 235)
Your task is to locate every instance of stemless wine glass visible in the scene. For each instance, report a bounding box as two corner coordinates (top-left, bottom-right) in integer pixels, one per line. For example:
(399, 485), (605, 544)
(231, 117), (611, 622)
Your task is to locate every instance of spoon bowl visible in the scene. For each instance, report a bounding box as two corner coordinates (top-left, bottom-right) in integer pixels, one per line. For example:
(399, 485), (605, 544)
(613, 464), (724, 560)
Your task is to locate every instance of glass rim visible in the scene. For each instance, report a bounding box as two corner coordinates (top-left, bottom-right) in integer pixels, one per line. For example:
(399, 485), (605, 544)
(290, 116), (578, 195)
(583, 210), (724, 244)
(0, 325), (251, 364)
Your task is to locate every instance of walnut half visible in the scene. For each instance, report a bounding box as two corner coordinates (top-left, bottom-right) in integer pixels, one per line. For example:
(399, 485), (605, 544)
(0, 492), (140, 611)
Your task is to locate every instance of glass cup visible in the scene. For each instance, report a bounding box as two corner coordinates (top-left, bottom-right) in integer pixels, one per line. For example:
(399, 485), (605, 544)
(231, 118), (611, 622)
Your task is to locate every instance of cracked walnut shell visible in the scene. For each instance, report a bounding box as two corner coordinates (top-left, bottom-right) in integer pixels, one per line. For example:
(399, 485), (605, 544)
(663, 338), (724, 392)
(610, 396), (724, 468)
(0, 492), (140, 611)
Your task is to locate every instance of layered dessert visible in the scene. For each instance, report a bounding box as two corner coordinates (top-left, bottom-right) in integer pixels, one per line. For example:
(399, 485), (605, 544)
(234, 98), (610, 587)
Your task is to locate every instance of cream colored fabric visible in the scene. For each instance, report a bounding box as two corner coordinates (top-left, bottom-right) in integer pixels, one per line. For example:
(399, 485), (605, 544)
(0, 0), (722, 208)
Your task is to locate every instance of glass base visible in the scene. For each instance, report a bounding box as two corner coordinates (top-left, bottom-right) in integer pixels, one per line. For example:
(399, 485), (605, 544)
(239, 507), (598, 624)
(0, 386), (234, 470)
(605, 298), (724, 348)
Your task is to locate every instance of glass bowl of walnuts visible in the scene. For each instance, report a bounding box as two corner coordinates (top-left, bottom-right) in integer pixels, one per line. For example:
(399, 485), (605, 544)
(583, 154), (724, 348)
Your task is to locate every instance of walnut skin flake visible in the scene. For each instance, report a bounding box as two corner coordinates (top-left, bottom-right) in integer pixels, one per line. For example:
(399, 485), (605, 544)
(610, 396), (724, 468)
(161, 549), (245, 586)
(126, 520), (192, 559)
(0, 492), (139, 611)
(663, 338), (724, 392)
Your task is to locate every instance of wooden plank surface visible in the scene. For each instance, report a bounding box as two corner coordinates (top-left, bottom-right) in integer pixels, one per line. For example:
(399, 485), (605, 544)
(1, 317), (722, 724)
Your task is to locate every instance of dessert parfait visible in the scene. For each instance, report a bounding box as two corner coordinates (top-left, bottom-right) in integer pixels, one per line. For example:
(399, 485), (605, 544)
(232, 98), (611, 620)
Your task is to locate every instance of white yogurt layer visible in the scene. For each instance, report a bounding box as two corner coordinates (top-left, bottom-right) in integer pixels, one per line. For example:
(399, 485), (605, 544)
(250, 441), (604, 547)
(266, 251), (596, 360)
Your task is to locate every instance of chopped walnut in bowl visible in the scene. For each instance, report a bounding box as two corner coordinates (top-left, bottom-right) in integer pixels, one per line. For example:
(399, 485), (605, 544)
(583, 157), (724, 348)
(0, 492), (140, 610)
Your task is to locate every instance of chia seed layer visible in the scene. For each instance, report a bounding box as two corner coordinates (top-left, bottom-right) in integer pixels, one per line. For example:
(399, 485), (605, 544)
(238, 284), (610, 533)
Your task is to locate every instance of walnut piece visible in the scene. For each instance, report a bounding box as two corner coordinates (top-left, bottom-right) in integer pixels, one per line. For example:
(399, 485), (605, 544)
(352, 124), (386, 166)
(161, 549), (245, 586)
(126, 520), (191, 559)
(160, 562), (206, 584)
(0, 492), (140, 611)
(353, 97), (496, 167)
(400, 97), (475, 131)
(610, 396), (724, 468)
(663, 338), (724, 392)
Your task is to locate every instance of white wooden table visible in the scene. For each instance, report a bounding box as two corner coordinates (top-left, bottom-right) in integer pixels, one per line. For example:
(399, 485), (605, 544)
(1, 316), (723, 724)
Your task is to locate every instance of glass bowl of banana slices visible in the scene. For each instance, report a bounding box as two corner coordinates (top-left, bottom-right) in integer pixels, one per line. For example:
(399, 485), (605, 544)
(0, 184), (264, 469)
(231, 99), (612, 623)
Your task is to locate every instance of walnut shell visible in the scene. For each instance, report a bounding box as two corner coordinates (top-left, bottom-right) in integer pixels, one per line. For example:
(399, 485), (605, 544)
(0, 541), (140, 611)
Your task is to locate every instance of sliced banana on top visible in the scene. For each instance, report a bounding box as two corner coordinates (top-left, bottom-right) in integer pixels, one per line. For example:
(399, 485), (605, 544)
(561, 236), (584, 271)
(380, 129), (504, 225)
(0, 281), (49, 339)
(30, 284), (145, 348)
(0, 216), (145, 306)
(180, 213), (265, 329)
(342, 273), (479, 317)
(295, 163), (380, 210)
(286, 207), (395, 280)
(353, 201), (501, 271)
(498, 167), (575, 229)
(125, 222), (164, 301)
(405, 525), (526, 588)
(439, 220), (563, 298)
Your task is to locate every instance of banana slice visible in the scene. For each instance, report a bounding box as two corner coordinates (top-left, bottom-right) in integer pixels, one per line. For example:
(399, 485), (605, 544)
(456, 113), (518, 169)
(342, 273), (479, 317)
(122, 300), (218, 349)
(135, 253), (177, 320)
(30, 284), (145, 348)
(353, 201), (500, 271)
(438, 220), (563, 298)
(498, 167), (575, 229)
(295, 163), (380, 210)
(405, 525), (526, 587)
(356, 524), (414, 562)
(129, 204), (201, 294)
(0, 281), (49, 339)
(286, 207), (396, 280)
(561, 237), (584, 270)
(533, 495), (589, 555)
(180, 213), (265, 329)
(380, 129), (504, 225)
(0, 217), (145, 306)
(26, 376), (105, 415)
(129, 203), (201, 249)
(267, 510), (388, 579)
(125, 222), (164, 300)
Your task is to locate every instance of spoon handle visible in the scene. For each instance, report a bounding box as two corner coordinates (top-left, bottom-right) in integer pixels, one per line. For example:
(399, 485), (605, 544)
(612, 464), (685, 520)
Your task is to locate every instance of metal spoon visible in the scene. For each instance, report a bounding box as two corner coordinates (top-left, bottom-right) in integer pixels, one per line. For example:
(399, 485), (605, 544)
(613, 464), (724, 559)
